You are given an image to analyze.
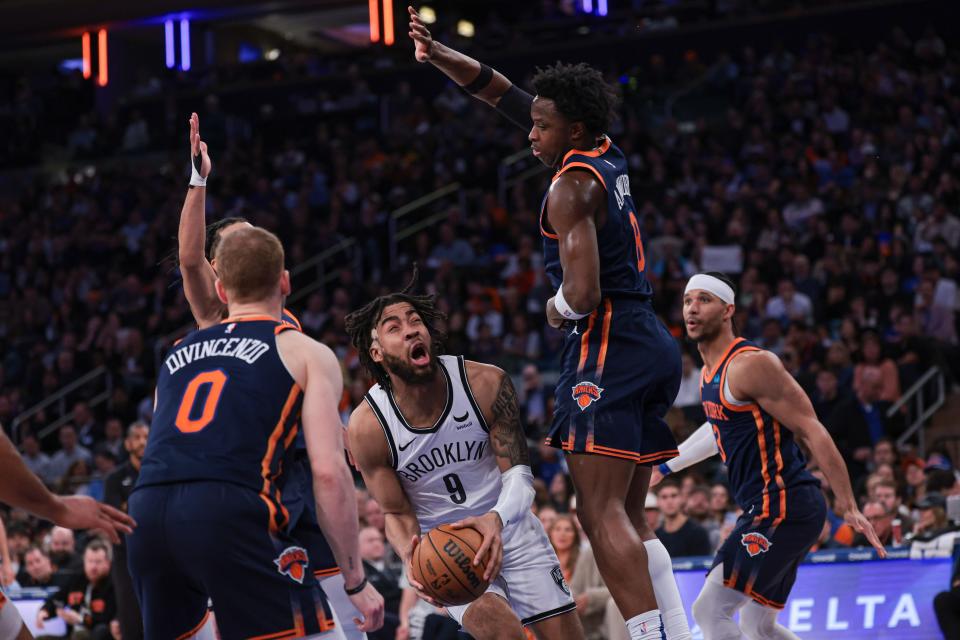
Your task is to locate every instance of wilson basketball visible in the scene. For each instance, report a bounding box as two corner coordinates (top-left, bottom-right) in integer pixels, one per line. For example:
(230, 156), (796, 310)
(411, 523), (490, 606)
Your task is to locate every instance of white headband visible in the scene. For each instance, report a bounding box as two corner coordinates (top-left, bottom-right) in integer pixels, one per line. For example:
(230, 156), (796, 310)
(684, 274), (735, 305)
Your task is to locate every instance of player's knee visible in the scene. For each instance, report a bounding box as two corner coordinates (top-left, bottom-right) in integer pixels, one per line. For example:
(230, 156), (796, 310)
(463, 597), (525, 640)
(739, 604), (777, 640)
(692, 588), (734, 628)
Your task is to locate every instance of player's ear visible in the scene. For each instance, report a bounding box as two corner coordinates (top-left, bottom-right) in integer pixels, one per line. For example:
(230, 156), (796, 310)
(724, 304), (735, 321)
(369, 330), (383, 364)
(280, 270), (291, 297)
(215, 278), (229, 305)
(569, 120), (587, 144)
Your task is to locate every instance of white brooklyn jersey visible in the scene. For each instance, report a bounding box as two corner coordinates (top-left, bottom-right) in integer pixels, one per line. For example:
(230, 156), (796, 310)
(365, 355), (501, 534)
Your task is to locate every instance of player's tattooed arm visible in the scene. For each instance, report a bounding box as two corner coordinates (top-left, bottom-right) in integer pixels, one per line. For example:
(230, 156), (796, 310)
(489, 372), (531, 470)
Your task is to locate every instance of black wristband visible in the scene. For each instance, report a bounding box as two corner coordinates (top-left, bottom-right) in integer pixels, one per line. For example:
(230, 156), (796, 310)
(344, 576), (368, 596)
(462, 63), (493, 94)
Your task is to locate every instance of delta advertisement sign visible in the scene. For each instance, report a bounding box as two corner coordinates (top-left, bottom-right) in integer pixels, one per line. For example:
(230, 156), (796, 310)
(673, 549), (953, 639)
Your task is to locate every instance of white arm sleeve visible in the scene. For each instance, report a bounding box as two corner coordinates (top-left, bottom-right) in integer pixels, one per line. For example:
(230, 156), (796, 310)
(491, 465), (535, 527)
(664, 421), (718, 473)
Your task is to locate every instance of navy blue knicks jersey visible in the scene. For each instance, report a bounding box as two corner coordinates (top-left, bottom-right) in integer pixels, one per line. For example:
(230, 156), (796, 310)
(700, 338), (819, 515)
(541, 136), (652, 300)
(139, 315), (302, 531)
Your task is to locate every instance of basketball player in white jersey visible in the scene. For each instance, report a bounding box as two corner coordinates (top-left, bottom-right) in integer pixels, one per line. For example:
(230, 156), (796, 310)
(345, 288), (585, 640)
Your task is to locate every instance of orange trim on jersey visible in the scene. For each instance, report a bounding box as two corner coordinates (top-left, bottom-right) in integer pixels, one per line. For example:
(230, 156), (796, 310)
(553, 162), (607, 190)
(282, 308), (302, 331)
(576, 311), (598, 374)
(247, 629), (299, 640)
(595, 299), (613, 379)
(717, 346), (761, 413)
(221, 314), (279, 324)
(318, 605), (337, 632)
(703, 338), (745, 384)
(712, 423), (727, 463)
(539, 201), (559, 240)
(259, 384), (302, 532)
(175, 610), (210, 640)
(283, 424), (300, 449)
(561, 137), (612, 165)
(751, 407), (772, 521)
(573, 442), (679, 464)
(314, 567), (342, 578)
(772, 420), (787, 526)
(747, 590), (785, 610)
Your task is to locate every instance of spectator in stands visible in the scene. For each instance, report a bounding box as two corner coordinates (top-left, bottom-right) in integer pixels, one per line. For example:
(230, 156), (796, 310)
(853, 332), (901, 403)
(709, 483), (733, 524)
(538, 505), (559, 534)
(644, 492), (660, 532)
(852, 500), (894, 548)
(48, 425), (93, 485)
(103, 421), (148, 640)
(18, 546), (70, 591)
(362, 497), (387, 534)
(547, 515), (610, 640)
(427, 223), (474, 268)
(904, 457), (927, 506)
(873, 477), (913, 529)
(654, 478), (711, 557)
(830, 368), (893, 478)
(359, 526), (401, 640)
(673, 352), (704, 422)
(519, 364), (547, 438)
(548, 473), (575, 513)
(101, 418), (125, 462)
(6, 522), (32, 579)
(684, 485), (720, 551)
(72, 402), (101, 449)
(909, 494), (960, 558)
(21, 433), (54, 485)
(765, 279), (813, 325)
(47, 526), (81, 576)
(38, 539), (116, 639)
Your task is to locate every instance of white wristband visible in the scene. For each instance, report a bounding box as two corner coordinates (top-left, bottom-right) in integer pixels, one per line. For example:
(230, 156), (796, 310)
(492, 465), (534, 528)
(554, 285), (589, 320)
(189, 153), (207, 187)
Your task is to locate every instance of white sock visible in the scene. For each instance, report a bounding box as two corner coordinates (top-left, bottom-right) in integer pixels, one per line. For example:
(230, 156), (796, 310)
(626, 609), (664, 640)
(644, 539), (692, 640)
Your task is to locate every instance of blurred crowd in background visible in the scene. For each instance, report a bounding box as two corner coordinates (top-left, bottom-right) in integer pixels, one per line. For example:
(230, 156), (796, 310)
(0, 4), (959, 638)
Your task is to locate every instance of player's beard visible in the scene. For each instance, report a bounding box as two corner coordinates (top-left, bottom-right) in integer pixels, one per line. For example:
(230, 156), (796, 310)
(689, 315), (725, 344)
(381, 347), (439, 386)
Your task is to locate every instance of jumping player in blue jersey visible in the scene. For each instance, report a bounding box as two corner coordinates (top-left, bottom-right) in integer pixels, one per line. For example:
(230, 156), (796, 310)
(656, 272), (885, 640)
(128, 226), (384, 639)
(408, 8), (687, 640)
(176, 114), (366, 639)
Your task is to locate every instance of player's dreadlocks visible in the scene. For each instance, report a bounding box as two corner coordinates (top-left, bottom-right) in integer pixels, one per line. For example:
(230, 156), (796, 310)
(531, 62), (619, 136)
(344, 266), (447, 390)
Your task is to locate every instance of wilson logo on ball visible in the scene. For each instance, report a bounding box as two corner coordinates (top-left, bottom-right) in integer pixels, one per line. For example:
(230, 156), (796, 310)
(741, 532), (772, 557)
(571, 381), (604, 410)
(442, 540), (482, 589)
(274, 546), (309, 583)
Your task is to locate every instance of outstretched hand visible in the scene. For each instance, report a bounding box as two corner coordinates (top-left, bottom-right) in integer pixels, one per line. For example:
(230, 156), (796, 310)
(408, 6), (434, 62)
(844, 508), (888, 558)
(54, 495), (136, 545)
(189, 112), (212, 179)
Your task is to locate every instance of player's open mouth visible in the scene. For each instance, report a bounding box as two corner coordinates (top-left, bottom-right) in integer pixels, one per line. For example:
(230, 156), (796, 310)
(531, 146), (541, 157)
(409, 343), (430, 366)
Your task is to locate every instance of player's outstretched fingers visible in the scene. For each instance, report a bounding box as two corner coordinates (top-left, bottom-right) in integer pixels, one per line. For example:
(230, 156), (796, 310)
(849, 511), (887, 558)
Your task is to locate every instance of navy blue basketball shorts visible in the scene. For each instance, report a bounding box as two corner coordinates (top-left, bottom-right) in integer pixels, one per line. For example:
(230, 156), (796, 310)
(711, 483), (826, 609)
(282, 453), (341, 579)
(127, 481), (335, 639)
(546, 298), (680, 465)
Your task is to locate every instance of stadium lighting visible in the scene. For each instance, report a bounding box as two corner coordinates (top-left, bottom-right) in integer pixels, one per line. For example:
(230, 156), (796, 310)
(165, 20), (175, 69)
(81, 32), (91, 79)
(97, 30), (108, 86)
(456, 20), (475, 38)
(583, 0), (593, 12)
(265, 48), (281, 61)
(419, 6), (437, 24)
(369, 0), (380, 42)
(383, 0), (395, 45)
(180, 19), (191, 71)
(598, 0), (608, 16)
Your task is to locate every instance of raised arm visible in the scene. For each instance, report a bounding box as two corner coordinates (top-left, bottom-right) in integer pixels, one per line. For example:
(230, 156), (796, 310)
(544, 172), (604, 326)
(348, 403), (437, 603)
(408, 6), (533, 129)
(178, 112), (222, 329)
(727, 351), (887, 557)
(281, 332), (384, 631)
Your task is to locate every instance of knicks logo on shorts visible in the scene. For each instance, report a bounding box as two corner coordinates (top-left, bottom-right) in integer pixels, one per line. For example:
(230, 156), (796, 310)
(571, 382), (604, 411)
(741, 532), (772, 557)
(274, 546), (310, 583)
